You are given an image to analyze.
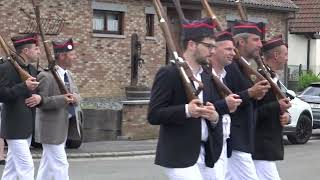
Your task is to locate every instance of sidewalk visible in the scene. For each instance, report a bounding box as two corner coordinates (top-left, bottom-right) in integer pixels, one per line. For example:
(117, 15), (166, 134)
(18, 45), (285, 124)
(30, 140), (157, 159)
(28, 131), (320, 159)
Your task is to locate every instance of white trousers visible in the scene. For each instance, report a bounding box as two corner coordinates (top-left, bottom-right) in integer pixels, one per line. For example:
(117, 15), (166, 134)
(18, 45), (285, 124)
(164, 146), (215, 180)
(1, 137), (34, 180)
(254, 160), (281, 180)
(225, 150), (259, 180)
(36, 143), (69, 180)
(212, 141), (228, 180)
(212, 114), (231, 180)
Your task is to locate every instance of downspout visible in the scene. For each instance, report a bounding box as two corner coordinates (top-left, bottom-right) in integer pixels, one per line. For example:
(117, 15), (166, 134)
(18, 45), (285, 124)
(307, 37), (311, 72)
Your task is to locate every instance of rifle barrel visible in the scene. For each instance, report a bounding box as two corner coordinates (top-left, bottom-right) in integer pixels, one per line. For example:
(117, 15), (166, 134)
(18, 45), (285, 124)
(153, 0), (200, 101)
(0, 35), (32, 81)
(31, 0), (68, 94)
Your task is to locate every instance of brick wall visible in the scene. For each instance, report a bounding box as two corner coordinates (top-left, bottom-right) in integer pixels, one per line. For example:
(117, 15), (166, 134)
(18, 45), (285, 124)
(122, 103), (159, 140)
(0, 0), (289, 98)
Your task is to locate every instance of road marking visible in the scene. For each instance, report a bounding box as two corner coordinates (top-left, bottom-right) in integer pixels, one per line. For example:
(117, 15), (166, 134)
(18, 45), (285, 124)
(69, 155), (156, 162)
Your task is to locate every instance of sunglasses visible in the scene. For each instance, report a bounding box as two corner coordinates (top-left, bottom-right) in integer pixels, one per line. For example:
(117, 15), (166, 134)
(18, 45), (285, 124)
(198, 41), (216, 50)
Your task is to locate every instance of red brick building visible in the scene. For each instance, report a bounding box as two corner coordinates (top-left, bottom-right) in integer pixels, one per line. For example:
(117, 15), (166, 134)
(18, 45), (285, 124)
(0, 0), (299, 140)
(0, 0), (297, 98)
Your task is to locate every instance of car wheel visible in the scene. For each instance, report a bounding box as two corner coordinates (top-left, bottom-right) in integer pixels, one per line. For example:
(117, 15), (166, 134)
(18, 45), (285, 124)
(287, 114), (312, 144)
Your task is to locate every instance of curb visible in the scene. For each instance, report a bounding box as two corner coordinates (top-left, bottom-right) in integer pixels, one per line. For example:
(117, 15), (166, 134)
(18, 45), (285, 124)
(31, 150), (156, 159)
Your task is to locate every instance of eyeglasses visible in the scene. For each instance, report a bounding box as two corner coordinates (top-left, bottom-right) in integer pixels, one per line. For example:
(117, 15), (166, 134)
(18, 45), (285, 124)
(198, 41), (216, 50)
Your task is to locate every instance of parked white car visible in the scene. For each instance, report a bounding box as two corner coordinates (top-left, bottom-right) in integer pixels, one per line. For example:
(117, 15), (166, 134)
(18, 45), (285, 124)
(279, 82), (313, 144)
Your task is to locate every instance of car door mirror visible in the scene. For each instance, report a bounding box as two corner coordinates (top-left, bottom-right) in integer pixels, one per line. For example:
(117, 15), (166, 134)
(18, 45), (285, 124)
(286, 90), (296, 99)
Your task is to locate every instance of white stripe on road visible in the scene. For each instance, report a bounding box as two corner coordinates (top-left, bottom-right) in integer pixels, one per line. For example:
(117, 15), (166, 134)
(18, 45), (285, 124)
(68, 155), (155, 162)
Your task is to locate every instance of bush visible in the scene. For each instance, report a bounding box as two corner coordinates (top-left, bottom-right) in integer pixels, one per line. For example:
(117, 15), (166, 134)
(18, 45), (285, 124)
(298, 71), (320, 91)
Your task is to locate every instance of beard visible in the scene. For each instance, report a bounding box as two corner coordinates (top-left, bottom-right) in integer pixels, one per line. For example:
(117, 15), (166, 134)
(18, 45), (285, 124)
(277, 62), (285, 71)
(194, 49), (209, 65)
(195, 57), (209, 65)
(248, 49), (261, 60)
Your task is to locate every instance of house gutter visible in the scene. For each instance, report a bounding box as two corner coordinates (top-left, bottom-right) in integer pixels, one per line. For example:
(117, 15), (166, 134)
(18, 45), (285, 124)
(307, 38), (311, 72)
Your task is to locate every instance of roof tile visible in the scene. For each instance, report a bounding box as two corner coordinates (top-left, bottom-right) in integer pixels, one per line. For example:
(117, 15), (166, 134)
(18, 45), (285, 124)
(184, 0), (297, 11)
(210, 0), (298, 11)
(289, 0), (320, 33)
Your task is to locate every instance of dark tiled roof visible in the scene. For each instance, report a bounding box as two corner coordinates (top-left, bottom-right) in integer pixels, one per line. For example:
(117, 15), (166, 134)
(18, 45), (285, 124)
(225, 0), (298, 11)
(289, 0), (320, 33)
(184, 0), (298, 11)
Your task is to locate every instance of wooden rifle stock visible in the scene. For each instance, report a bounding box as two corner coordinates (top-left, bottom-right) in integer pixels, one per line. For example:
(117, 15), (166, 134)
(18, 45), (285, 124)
(0, 35), (32, 81)
(200, 0), (223, 31)
(172, 0), (187, 22)
(31, 0), (68, 95)
(235, 0), (286, 100)
(212, 76), (232, 97)
(153, 0), (202, 101)
(255, 56), (286, 99)
(204, 65), (232, 98)
(197, 0), (234, 97)
(201, 0), (271, 91)
(235, 0), (248, 21)
(233, 49), (265, 82)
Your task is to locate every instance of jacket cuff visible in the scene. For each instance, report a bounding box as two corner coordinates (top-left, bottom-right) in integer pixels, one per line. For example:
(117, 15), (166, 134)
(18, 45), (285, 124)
(214, 99), (230, 115)
(239, 90), (251, 102)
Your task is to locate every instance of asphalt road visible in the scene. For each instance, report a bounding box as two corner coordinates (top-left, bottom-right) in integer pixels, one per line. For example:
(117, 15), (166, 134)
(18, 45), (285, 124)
(277, 134), (320, 180)
(1, 136), (320, 180)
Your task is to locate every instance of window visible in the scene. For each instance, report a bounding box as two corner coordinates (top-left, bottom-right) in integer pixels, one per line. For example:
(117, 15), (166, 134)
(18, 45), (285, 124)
(146, 14), (154, 37)
(227, 20), (236, 28)
(93, 10), (123, 35)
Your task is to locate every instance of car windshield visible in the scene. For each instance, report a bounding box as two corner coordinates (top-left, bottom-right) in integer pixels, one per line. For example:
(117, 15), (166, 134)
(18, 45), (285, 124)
(300, 86), (320, 97)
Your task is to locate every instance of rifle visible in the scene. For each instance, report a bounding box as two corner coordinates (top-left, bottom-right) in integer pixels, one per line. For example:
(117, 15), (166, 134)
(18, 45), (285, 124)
(202, 0), (275, 84)
(171, 0), (232, 98)
(235, 0), (287, 100)
(200, 0), (223, 31)
(31, 0), (68, 94)
(235, 0), (248, 21)
(0, 35), (33, 81)
(153, 0), (202, 101)
(255, 56), (287, 100)
(201, 0), (265, 82)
